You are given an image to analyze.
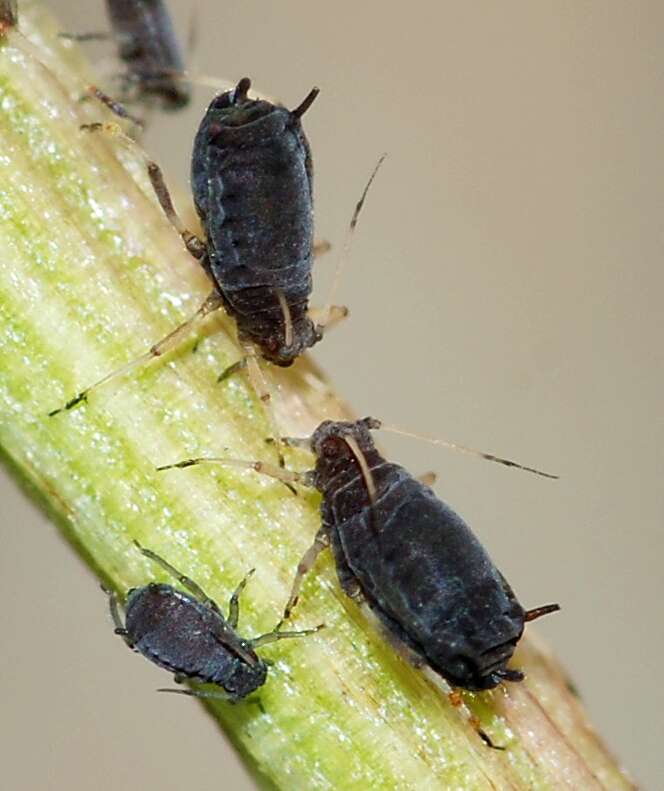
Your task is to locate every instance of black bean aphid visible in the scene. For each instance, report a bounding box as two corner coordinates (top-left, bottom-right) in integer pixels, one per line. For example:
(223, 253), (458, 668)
(158, 419), (559, 694)
(105, 0), (190, 111)
(61, 0), (190, 112)
(191, 76), (322, 367)
(106, 542), (322, 701)
(49, 78), (359, 437)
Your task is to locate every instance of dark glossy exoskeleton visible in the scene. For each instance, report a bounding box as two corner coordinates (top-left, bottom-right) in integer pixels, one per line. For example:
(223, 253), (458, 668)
(192, 77), (320, 366)
(301, 418), (559, 691)
(107, 543), (321, 701)
(105, 0), (190, 110)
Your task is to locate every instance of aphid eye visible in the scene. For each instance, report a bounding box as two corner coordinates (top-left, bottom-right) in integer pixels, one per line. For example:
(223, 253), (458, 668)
(207, 121), (222, 139)
(322, 437), (342, 458)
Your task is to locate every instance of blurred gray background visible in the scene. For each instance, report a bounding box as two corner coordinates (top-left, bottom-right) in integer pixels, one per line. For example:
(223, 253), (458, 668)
(2, 1), (663, 788)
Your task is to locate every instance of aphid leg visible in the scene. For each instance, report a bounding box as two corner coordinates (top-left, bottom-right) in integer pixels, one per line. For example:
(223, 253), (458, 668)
(158, 454), (313, 488)
(309, 304), (349, 334)
(133, 540), (223, 616)
(146, 158), (207, 259)
(447, 689), (505, 750)
(157, 686), (235, 701)
(48, 292), (223, 416)
(283, 527), (330, 620)
(102, 585), (133, 648)
(227, 568), (256, 629)
(313, 240), (331, 258)
(85, 84), (144, 129)
(58, 31), (111, 42)
(249, 622), (324, 649)
(242, 347), (286, 467)
(417, 471), (438, 487)
(217, 357), (248, 384)
(80, 94), (206, 260)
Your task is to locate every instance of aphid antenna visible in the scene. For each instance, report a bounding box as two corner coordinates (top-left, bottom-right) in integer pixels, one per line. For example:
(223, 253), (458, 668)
(374, 421), (559, 480)
(315, 153), (387, 332)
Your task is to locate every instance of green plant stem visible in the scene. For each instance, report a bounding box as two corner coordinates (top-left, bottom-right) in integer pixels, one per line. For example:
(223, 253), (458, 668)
(0, 5), (634, 789)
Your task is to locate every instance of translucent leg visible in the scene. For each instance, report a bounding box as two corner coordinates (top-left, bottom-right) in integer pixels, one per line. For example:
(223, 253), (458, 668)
(283, 527), (330, 620)
(250, 622), (324, 649)
(102, 585), (133, 648)
(134, 540), (222, 616)
(48, 292), (223, 416)
(80, 96), (206, 260)
(227, 568), (255, 629)
(157, 686), (234, 701)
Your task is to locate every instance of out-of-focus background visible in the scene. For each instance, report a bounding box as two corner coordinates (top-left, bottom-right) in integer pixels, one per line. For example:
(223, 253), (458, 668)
(1, 1), (662, 788)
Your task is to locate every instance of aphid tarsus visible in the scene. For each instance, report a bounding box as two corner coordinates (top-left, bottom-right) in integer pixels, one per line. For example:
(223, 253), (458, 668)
(107, 541), (321, 701)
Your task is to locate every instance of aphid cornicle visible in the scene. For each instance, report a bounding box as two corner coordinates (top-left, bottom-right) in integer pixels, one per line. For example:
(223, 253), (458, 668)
(159, 419), (559, 694)
(107, 542), (322, 701)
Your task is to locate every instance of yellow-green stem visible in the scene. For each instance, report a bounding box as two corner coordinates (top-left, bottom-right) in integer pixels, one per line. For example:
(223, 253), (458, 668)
(0, 4), (634, 789)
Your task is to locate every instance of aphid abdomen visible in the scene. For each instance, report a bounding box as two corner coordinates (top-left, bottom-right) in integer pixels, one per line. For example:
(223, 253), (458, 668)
(333, 469), (526, 690)
(125, 585), (238, 686)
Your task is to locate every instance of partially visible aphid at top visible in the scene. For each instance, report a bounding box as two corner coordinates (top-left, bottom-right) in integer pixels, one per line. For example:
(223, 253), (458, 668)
(0, 0), (17, 36)
(158, 420), (558, 745)
(106, 541), (322, 702)
(49, 78), (381, 455)
(61, 0), (190, 119)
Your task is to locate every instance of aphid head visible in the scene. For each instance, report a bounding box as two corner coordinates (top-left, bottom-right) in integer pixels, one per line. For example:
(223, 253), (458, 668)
(203, 78), (315, 145)
(309, 418), (382, 489)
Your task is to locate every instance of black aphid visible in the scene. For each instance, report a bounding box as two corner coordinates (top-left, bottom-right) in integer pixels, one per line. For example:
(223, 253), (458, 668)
(105, 0), (190, 111)
(49, 78), (366, 434)
(62, 0), (190, 112)
(107, 542), (322, 701)
(158, 419), (559, 694)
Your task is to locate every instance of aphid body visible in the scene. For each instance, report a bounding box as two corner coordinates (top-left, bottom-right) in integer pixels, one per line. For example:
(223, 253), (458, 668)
(301, 419), (559, 691)
(191, 77), (320, 366)
(105, 0), (190, 110)
(123, 583), (266, 700)
(108, 544), (320, 700)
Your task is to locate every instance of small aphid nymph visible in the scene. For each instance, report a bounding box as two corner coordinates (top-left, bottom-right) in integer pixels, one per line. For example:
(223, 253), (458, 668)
(107, 542), (322, 701)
